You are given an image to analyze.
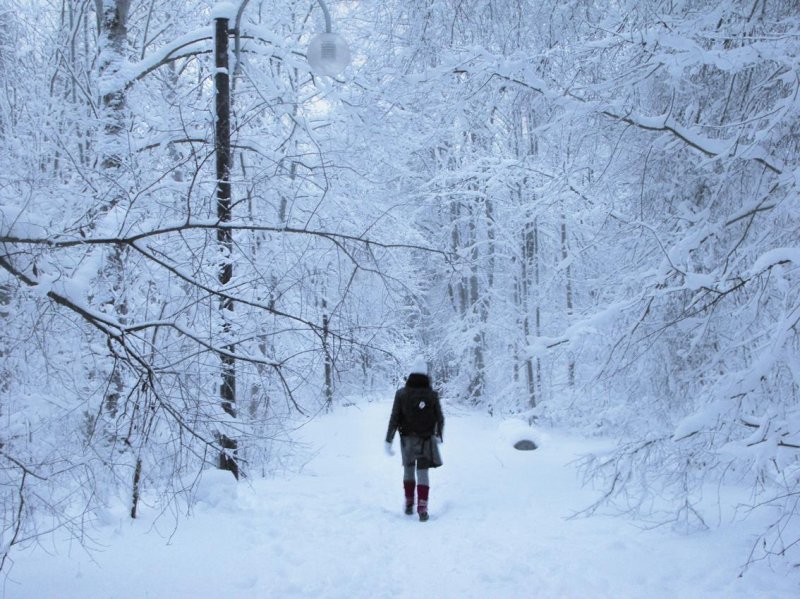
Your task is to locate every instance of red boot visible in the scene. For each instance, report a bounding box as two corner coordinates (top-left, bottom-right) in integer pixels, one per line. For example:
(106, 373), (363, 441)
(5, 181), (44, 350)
(403, 480), (415, 515)
(417, 485), (430, 521)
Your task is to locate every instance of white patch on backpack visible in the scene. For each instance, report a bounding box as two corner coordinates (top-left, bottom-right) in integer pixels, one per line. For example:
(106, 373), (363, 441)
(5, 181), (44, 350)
(419, 401), (426, 409)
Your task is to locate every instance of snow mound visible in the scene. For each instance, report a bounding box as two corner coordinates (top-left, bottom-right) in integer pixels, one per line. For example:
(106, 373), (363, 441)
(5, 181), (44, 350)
(497, 418), (542, 451)
(193, 469), (239, 509)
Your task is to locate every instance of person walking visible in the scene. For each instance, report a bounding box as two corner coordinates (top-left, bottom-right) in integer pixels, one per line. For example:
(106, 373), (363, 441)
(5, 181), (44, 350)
(385, 358), (444, 521)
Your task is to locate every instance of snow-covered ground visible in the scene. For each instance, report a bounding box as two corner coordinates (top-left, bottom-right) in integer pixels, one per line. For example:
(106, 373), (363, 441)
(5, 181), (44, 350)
(5, 398), (799, 598)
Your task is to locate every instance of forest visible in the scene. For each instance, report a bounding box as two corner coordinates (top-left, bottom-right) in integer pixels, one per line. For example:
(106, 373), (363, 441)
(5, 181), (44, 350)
(0, 0), (798, 573)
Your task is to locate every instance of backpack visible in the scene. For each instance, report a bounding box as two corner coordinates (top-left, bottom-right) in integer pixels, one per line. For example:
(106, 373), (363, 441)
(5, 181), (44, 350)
(403, 388), (438, 436)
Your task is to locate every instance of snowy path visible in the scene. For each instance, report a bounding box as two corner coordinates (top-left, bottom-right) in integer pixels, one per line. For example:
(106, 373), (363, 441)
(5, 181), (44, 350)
(7, 399), (798, 598)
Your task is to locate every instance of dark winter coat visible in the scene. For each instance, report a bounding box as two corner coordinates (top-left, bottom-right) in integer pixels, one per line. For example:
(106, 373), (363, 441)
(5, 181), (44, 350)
(386, 376), (445, 469)
(385, 377), (445, 443)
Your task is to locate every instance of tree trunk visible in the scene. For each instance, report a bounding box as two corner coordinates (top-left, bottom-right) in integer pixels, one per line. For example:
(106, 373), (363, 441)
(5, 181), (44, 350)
(467, 199), (485, 402)
(522, 210), (538, 408)
(97, 0), (131, 423)
(130, 457), (142, 518)
(214, 15), (238, 480)
(322, 298), (333, 410)
(98, 0), (130, 171)
(560, 215), (575, 387)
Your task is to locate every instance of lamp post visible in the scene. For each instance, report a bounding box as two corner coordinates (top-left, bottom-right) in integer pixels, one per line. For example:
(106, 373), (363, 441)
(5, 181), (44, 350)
(213, 6), (236, 478)
(211, 1), (350, 479)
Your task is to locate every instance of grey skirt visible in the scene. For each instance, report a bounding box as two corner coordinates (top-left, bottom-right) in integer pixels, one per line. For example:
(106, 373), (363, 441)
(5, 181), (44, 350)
(400, 435), (443, 469)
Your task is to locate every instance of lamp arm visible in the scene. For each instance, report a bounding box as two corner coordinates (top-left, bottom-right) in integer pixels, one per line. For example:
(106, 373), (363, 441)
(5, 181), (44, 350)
(316, 0), (332, 33)
(232, 0), (331, 82)
(236, 0), (331, 33)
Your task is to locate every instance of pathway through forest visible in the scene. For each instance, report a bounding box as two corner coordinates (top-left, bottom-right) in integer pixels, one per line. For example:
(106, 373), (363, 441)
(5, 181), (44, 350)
(7, 399), (798, 598)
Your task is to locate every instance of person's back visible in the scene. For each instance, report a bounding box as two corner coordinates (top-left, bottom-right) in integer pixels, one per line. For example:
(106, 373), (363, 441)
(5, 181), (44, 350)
(391, 381), (441, 438)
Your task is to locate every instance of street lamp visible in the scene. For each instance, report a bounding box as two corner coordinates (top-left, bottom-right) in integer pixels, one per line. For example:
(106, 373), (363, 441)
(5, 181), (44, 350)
(306, 0), (351, 77)
(211, 1), (351, 478)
